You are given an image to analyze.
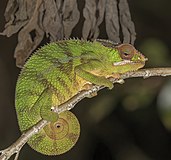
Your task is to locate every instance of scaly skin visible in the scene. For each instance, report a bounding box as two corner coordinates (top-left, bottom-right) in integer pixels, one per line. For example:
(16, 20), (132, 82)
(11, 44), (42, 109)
(15, 39), (147, 155)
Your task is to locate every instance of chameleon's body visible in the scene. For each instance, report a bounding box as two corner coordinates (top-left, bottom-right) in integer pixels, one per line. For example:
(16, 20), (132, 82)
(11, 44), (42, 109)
(15, 39), (147, 155)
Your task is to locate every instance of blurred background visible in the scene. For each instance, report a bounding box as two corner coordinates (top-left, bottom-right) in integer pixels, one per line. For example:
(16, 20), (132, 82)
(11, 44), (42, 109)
(1, 0), (171, 160)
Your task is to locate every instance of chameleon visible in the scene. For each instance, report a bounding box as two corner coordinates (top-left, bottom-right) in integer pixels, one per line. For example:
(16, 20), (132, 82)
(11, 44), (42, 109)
(15, 39), (147, 156)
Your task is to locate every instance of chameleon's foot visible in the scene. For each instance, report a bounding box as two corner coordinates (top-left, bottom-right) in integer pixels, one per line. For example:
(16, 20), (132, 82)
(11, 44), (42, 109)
(106, 73), (120, 79)
(99, 77), (113, 90)
(41, 109), (59, 122)
(81, 83), (93, 90)
(106, 73), (126, 88)
(81, 83), (97, 98)
(107, 73), (125, 85)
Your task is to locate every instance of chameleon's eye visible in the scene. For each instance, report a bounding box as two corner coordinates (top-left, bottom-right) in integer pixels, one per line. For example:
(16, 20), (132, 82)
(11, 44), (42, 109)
(117, 44), (135, 60)
(120, 51), (133, 60)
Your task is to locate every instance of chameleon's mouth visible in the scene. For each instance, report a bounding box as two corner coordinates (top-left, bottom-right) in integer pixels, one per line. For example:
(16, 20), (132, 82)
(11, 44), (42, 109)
(113, 58), (148, 66)
(113, 60), (132, 66)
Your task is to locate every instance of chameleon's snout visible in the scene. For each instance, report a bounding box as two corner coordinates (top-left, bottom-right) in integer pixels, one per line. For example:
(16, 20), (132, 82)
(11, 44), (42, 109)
(137, 51), (148, 63)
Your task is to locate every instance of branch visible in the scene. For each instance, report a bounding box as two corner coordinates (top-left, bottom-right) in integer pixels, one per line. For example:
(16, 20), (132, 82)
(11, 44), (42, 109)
(1, 67), (171, 160)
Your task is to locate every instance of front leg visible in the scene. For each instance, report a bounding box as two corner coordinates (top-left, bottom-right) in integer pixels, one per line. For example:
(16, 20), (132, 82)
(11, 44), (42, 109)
(75, 60), (114, 89)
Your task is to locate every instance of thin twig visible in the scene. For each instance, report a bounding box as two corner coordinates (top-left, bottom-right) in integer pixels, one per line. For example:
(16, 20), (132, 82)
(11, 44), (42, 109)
(0, 67), (171, 160)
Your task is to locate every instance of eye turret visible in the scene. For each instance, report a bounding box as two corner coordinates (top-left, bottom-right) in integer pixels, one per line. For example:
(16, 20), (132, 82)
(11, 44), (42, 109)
(117, 44), (135, 60)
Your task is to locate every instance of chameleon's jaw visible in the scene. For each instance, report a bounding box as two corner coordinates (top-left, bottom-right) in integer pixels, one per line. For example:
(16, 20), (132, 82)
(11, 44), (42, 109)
(113, 58), (148, 66)
(113, 60), (132, 66)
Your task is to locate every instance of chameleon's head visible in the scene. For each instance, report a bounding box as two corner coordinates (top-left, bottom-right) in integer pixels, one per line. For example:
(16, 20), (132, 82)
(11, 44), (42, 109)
(107, 43), (147, 73)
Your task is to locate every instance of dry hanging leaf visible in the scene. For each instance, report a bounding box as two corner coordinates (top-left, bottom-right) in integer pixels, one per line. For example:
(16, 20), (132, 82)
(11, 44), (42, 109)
(1, 0), (135, 67)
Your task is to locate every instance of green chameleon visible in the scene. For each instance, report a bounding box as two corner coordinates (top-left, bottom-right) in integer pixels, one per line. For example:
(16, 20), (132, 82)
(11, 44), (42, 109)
(15, 39), (147, 155)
